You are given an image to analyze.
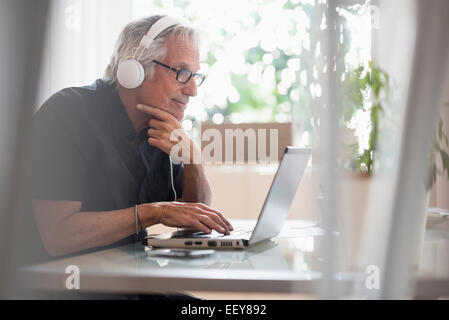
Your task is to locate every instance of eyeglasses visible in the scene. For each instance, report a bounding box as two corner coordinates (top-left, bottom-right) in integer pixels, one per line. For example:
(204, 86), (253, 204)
(151, 60), (206, 87)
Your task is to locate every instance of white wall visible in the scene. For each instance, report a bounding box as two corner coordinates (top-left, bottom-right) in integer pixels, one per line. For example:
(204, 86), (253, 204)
(37, 0), (132, 107)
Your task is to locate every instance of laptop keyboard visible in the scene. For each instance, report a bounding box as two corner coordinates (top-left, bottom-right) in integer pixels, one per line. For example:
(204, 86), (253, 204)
(222, 227), (253, 238)
(170, 227), (253, 239)
(170, 229), (210, 238)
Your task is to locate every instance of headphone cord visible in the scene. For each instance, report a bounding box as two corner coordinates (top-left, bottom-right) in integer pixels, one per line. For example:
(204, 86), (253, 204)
(169, 156), (182, 233)
(169, 156), (177, 201)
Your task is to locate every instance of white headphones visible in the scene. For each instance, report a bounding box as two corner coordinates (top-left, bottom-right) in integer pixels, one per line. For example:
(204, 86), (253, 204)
(116, 16), (182, 89)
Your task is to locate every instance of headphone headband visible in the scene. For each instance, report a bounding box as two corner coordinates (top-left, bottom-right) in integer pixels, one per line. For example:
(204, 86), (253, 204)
(117, 15), (187, 89)
(140, 16), (182, 49)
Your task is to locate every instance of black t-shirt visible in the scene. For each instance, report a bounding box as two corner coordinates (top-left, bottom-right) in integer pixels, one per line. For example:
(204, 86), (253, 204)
(27, 79), (183, 262)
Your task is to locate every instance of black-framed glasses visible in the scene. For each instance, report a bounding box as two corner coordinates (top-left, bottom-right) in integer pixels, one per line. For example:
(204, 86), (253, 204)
(151, 60), (206, 87)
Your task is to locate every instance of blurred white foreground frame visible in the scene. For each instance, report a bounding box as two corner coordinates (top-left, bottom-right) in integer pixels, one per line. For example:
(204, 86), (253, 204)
(359, 0), (449, 299)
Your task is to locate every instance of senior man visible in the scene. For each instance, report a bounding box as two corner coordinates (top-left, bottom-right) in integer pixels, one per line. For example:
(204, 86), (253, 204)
(29, 15), (232, 263)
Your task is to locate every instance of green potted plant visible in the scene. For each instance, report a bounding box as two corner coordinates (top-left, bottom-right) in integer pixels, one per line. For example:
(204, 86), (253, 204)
(342, 62), (449, 187)
(417, 105), (449, 266)
(341, 61), (390, 175)
(427, 103), (449, 191)
(338, 61), (390, 269)
(340, 62), (449, 268)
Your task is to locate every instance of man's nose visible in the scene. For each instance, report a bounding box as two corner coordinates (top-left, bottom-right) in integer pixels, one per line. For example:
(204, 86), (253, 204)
(182, 77), (198, 97)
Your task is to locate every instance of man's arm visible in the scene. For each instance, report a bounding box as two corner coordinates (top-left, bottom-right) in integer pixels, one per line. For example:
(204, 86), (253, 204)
(181, 140), (212, 204)
(139, 104), (213, 205)
(32, 200), (149, 257)
(182, 163), (212, 205)
(33, 199), (232, 257)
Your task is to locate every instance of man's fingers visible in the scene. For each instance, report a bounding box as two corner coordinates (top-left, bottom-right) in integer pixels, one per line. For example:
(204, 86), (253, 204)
(196, 203), (233, 231)
(188, 218), (211, 234)
(137, 104), (175, 122)
(158, 203), (233, 235)
(149, 119), (170, 130)
(147, 137), (164, 150)
(206, 209), (233, 231)
(196, 214), (227, 234)
(193, 207), (230, 234)
(148, 128), (164, 139)
(215, 212), (233, 231)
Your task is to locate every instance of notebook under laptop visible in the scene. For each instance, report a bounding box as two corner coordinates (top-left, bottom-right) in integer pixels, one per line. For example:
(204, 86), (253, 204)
(144, 147), (312, 250)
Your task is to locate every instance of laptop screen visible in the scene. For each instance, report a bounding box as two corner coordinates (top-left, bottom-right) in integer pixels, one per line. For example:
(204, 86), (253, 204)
(249, 147), (312, 244)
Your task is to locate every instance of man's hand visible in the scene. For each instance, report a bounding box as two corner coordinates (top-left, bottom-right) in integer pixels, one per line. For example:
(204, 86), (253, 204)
(149, 202), (233, 235)
(137, 104), (200, 163)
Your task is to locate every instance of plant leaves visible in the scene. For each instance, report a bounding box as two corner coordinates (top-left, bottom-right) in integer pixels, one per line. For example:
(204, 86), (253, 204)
(440, 149), (449, 179)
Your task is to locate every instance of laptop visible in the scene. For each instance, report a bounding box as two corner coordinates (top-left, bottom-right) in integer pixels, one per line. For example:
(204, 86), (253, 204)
(144, 147), (312, 250)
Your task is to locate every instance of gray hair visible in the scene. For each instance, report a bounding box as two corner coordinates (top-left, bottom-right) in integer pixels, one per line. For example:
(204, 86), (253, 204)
(103, 15), (200, 85)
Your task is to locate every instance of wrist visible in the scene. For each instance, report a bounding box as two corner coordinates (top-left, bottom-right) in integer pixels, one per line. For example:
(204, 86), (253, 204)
(140, 203), (164, 227)
(187, 140), (201, 164)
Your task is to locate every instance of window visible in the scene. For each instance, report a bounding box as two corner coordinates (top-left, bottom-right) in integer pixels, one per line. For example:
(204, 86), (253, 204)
(39, 0), (372, 148)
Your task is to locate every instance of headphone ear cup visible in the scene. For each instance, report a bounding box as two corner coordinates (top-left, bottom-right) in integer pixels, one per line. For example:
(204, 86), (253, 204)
(117, 59), (145, 89)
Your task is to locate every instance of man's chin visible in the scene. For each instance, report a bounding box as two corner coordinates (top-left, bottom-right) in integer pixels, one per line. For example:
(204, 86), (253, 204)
(177, 113), (185, 121)
(171, 110), (184, 121)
